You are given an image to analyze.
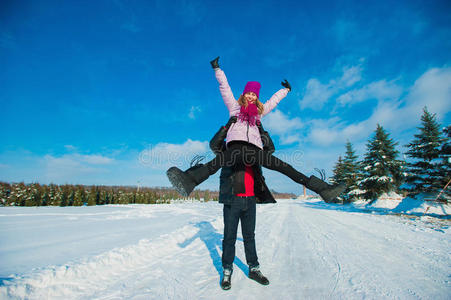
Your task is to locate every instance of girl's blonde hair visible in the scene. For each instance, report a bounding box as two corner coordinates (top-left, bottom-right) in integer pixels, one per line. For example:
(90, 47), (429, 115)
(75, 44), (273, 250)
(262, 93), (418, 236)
(238, 95), (264, 115)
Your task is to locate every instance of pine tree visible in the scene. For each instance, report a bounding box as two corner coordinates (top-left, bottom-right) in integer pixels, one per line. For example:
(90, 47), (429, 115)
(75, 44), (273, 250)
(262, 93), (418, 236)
(204, 190), (210, 202)
(342, 142), (363, 201)
(67, 189), (75, 206)
(0, 183), (11, 206)
(87, 186), (97, 206)
(60, 186), (69, 207)
(331, 142), (364, 202)
(25, 183), (41, 206)
(440, 126), (451, 199)
(73, 188), (84, 206)
(404, 108), (448, 198)
(331, 156), (346, 185)
(360, 124), (404, 201)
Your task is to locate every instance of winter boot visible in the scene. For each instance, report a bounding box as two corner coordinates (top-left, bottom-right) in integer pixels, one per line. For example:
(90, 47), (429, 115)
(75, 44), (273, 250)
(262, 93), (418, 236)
(248, 266), (269, 285)
(221, 268), (232, 290)
(166, 164), (210, 197)
(305, 175), (346, 202)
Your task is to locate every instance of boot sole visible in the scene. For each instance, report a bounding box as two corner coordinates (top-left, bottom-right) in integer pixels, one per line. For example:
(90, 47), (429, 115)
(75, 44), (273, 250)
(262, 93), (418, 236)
(166, 167), (194, 197)
(249, 273), (269, 285)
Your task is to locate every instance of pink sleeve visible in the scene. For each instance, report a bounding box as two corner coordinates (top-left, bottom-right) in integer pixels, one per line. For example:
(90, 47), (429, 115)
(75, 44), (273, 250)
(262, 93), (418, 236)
(215, 69), (240, 115)
(261, 88), (289, 116)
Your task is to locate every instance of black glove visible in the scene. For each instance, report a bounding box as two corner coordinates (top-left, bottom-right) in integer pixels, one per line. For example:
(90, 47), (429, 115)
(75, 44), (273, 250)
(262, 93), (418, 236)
(225, 116), (237, 129)
(210, 56), (220, 69)
(281, 79), (291, 91)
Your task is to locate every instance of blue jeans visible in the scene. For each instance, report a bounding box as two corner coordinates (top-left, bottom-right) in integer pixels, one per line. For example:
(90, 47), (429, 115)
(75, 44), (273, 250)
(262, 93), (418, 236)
(222, 196), (259, 270)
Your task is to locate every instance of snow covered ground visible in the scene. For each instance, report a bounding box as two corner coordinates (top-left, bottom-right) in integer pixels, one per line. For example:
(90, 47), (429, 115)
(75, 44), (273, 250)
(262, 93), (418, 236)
(0, 198), (450, 299)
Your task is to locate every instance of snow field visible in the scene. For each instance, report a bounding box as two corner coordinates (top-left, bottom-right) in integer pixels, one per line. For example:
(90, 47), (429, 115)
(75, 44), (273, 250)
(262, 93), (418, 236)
(0, 199), (450, 299)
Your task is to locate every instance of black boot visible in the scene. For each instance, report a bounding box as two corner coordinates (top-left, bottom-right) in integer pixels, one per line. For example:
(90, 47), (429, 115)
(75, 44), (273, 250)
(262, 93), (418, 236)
(166, 164), (210, 197)
(249, 266), (269, 285)
(221, 268), (232, 290)
(305, 175), (346, 202)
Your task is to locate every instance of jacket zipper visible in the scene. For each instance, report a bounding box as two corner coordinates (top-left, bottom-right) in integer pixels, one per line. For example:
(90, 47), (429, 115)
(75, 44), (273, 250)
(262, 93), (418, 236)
(246, 121), (249, 142)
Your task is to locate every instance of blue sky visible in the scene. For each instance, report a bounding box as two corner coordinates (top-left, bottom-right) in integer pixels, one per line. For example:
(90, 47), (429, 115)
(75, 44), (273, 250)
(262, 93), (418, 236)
(1, 0), (450, 194)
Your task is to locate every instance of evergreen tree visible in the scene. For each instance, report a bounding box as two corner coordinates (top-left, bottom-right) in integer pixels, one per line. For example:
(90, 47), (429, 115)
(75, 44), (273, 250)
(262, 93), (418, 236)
(24, 186), (34, 206)
(342, 141), (363, 201)
(47, 184), (56, 206)
(0, 183), (11, 206)
(440, 126), (451, 199)
(360, 124), (404, 201)
(100, 189), (108, 205)
(87, 187), (97, 206)
(194, 191), (201, 202)
(204, 190), (210, 202)
(67, 189), (75, 206)
(73, 188), (84, 206)
(331, 156), (345, 185)
(53, 186), (63, 206)
(331, 142), (364, 202)
(404, 108), (448, 198)
(25, 183), (41, 206)
(60, 186), (69, 207)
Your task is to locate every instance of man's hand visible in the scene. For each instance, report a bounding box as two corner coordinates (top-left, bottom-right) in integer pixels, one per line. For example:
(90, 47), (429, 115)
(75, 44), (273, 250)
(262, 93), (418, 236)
(225, 116), (237, 129)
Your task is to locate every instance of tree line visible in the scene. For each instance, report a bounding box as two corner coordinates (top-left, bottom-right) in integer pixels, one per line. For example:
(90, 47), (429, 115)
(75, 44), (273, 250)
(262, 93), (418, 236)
(0, 183), (297, 207)
(330, 107), (450, 203)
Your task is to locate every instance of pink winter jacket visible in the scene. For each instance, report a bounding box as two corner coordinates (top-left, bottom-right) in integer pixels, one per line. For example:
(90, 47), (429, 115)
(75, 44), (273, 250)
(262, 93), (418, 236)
(215, 68), (289, 149)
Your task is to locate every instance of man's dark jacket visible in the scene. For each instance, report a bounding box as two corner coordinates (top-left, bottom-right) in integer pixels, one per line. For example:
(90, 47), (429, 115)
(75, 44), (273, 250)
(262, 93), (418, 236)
(209, 124), (276, 205)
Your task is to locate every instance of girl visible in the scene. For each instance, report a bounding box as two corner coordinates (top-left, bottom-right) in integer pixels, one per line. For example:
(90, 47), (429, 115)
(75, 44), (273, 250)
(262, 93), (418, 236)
(167, 57), (345, 202)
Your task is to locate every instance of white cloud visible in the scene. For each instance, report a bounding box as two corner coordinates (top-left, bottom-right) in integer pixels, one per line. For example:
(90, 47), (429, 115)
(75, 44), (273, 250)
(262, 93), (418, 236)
(337, 79), (403, 106)
(79, 154), (114, 165)
(264, 110), (304, 145)
(300, 64), (363, 110)
(306, 117), (363, 147)
(139, 139), (209, 169)
(300, 79), (334, 110)
(403, 67), (451, 121)
(339, 65), (363, 88)
(64, 145), (78, 152)
(0, 145), (218, 189)
(359, 66), (451, 133)
(47, 152), (112, 180)
(305, 66), (451, 148)
(44, 153), (114, 167)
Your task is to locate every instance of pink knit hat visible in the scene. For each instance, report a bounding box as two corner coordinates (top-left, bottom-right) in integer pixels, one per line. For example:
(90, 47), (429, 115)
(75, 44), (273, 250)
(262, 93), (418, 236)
(243, 81), (261, 98)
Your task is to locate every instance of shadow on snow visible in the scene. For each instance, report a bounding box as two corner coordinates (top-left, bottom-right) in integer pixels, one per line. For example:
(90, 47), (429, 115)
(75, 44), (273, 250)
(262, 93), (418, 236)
(298, 199), (450, 220)
(178, 221), (248, 282)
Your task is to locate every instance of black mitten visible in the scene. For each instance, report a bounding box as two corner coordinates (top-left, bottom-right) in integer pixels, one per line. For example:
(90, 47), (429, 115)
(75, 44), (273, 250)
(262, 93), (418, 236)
(210, 56), (220, 69)
(281, 79), (291, 91)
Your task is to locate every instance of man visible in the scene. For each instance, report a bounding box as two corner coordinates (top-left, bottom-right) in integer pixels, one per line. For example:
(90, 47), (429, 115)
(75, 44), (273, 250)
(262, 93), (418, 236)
(209, 117), (273, 290)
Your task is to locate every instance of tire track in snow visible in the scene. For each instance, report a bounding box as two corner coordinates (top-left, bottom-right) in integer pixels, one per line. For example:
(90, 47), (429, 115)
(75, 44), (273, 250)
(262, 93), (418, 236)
(291, 208), (343, 298)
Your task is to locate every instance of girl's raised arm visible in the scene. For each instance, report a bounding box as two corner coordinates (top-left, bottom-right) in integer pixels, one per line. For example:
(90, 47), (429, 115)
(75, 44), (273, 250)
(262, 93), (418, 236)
(262, 88), (289, 117)
(211, 56), (240, 115)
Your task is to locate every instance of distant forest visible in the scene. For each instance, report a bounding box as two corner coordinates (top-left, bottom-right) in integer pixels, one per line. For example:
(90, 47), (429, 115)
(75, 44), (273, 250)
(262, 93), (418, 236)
(0, 182), (296, 207)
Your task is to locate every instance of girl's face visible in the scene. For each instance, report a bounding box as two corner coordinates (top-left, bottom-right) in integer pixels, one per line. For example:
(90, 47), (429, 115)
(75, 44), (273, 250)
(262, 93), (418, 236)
(244, 92), (257, 104)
